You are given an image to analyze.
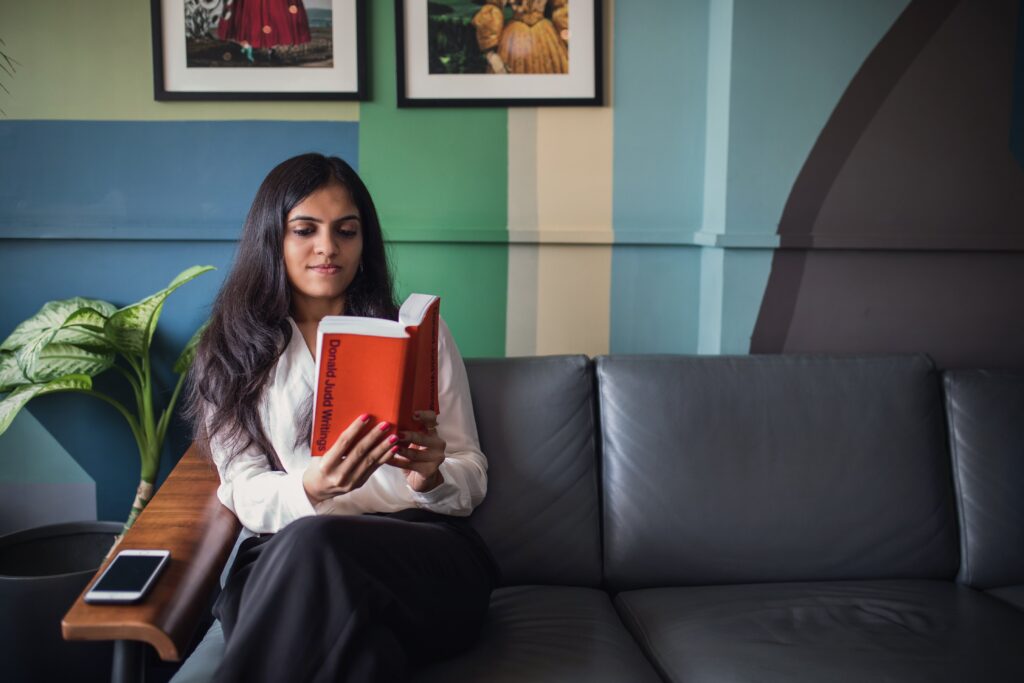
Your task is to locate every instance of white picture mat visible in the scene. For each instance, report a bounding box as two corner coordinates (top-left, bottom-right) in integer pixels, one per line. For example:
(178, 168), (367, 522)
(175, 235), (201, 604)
(161, 0), (360, 93)
(402, 0), (597, 100)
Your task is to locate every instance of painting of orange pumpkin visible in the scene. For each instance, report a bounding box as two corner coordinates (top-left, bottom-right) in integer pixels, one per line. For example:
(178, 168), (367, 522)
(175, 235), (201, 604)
(428, 0), (570, 75)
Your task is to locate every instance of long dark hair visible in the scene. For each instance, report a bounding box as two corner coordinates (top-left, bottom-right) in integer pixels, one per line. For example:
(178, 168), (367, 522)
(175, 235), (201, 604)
(183, 153), (399, 469)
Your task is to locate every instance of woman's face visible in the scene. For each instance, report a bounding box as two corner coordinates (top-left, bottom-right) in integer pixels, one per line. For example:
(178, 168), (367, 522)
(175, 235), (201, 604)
(282, 180), (364, 314)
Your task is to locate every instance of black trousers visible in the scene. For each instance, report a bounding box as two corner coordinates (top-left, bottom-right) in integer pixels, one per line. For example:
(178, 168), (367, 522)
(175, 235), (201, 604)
(212, 510), (498, 683)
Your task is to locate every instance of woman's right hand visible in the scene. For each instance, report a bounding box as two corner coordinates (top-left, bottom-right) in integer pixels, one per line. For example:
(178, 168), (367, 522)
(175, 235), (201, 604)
(302, 414), (398, 504)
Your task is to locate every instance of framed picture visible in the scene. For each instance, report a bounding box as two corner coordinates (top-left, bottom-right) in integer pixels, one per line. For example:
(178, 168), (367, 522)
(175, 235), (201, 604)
(151, 0), (366, 100)
(396, 0), (602, 107)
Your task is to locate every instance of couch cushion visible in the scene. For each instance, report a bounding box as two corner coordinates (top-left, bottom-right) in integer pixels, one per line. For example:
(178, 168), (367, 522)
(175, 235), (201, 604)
(943, 370), (1024, 589)
(597, 354), (959, 589)
(414, 586), (661, 683)
(171, 587), (661, 683)
(988, 585), (1024, 612)
(615, 580), (1024, 682)
(464, 357), (602, 587)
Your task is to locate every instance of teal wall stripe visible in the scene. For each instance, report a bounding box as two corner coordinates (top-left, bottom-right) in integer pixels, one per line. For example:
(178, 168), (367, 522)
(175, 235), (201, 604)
(697, 247), (725, 353)
(0, 120), (358, 239)
(702, 0), (733, 236)
(720, 249), (775, 353)
(610, 246), (702, 354)
(610, 0), (708, 354)
(612, 0), (709, 236)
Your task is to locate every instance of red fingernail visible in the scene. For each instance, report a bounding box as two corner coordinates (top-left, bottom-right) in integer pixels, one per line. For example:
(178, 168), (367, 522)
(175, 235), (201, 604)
(388, 435), (398, 444)
(359, 413), (370, 423)
(379, 421), (391, 431)
(389, 445), (399, 454)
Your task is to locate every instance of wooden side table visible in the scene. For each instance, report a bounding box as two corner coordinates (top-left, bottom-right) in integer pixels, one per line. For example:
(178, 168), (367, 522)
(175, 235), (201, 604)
(62, 447), (240, 683)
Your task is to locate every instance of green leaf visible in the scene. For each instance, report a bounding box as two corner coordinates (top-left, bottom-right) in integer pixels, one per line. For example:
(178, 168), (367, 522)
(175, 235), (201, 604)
(52, 307), (117, 351)
(50, 325), (112, 350)
(63, 306), (112, 329)
(0, 374), (93, 436)
(0, 350), (29, 393)
(173, 319), (209, 374)
(105, 265), (215, 358)
(1, 298), (116, 352)
(30, 343), (115, 383)
(3, 299), (116, 382)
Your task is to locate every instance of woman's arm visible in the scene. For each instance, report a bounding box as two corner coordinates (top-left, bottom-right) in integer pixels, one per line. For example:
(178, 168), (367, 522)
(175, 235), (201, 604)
(212, 413), (399, 532)
(207, 417), (316, 535)
(404, 318), (488, 516)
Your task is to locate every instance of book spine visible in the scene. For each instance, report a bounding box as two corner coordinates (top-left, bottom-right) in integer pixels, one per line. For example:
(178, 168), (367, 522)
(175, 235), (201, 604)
(399, 336), (418, 433)
(428, 303), (439, 413)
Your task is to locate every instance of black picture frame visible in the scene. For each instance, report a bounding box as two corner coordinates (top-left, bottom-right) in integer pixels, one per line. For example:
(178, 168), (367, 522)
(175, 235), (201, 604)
(151, 0), (367, 101)
(395, 0), (603, 108)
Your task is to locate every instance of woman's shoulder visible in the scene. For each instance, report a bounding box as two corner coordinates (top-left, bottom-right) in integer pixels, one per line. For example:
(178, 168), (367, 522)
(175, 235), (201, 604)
(437, 315), (460, 359)
(253, 318), (312, 407)
(274, 317), (314, 374)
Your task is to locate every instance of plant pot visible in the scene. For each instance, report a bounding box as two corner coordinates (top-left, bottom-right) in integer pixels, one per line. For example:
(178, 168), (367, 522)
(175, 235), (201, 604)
(0, 521), (122, 683)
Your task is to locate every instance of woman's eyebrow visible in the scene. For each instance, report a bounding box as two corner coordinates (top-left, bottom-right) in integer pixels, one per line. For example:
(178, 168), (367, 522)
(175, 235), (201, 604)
(287, 214), (361, 223)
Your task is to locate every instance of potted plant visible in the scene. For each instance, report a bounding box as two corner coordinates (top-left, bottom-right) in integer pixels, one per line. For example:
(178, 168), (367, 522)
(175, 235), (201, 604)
(0, 264), (214, 681)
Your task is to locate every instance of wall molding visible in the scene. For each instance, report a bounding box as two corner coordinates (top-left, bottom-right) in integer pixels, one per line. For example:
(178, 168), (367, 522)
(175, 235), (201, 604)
(507, 228), (614, 245)
(0, 226), (509, 244)
(6, 225), (1020, 251)
(614, 228), (780, 248)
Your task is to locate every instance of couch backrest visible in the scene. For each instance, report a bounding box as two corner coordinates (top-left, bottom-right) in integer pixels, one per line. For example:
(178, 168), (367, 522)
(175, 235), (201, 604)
(597, 354), (960, 590)
(464, 356), (602, 587)
(944, 370), (1024, 589)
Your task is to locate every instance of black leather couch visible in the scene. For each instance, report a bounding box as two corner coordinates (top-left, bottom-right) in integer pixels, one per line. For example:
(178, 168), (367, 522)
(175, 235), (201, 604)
(173, 354), (1024, 682)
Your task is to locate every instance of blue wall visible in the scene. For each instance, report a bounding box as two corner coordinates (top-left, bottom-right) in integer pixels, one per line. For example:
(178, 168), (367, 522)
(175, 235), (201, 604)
(0, 121), (358, 522)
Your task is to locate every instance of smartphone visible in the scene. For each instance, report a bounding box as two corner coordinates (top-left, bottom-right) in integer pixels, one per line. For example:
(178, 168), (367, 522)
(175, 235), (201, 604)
(84, 549), (171, 604)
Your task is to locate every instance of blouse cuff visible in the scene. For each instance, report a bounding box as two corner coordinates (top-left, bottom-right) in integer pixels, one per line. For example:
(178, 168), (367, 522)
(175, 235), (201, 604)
(409, 461), (458, 505)
(283, 470), (317, 520)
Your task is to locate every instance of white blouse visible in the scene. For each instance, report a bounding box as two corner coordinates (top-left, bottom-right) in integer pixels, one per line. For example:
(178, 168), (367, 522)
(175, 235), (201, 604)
(209, 316), (488, 534)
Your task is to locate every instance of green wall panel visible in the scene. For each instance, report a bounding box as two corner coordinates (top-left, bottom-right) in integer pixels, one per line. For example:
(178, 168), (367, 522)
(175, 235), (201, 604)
(389, 243), (508, 358)
(358, 0), (509, 237)
(359, 0), (509, 357)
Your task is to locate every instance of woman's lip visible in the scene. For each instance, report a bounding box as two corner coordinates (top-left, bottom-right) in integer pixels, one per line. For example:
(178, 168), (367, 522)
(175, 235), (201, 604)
(310, 265), (340, 274)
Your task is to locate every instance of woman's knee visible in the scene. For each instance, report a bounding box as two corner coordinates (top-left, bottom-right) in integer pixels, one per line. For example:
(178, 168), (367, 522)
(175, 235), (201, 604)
(276, 514), (342, 544)
(254, 516), (372, 589)
(269, 515), (377, 565)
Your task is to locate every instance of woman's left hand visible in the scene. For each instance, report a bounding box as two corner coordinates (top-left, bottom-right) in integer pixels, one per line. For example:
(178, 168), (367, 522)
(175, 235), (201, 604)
(389, 410), (446, 492)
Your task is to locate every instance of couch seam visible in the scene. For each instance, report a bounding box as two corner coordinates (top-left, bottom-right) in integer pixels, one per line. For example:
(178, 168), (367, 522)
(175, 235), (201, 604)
(614, 597), (674, 683)
(945, 374), (972, 586)
(590, 357), (608, 592)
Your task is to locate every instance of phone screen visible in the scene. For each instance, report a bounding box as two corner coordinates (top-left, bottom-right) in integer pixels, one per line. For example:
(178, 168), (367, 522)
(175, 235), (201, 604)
(93, 554), (166, 592)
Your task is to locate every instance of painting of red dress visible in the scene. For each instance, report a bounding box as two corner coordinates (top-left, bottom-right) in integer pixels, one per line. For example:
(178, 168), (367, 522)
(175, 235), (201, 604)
(429, 0), (569, 75)
(184, 0), (334, 67)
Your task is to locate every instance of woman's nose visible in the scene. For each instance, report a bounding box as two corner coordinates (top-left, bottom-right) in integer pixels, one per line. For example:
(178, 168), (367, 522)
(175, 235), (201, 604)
(315, 233), (339, 257)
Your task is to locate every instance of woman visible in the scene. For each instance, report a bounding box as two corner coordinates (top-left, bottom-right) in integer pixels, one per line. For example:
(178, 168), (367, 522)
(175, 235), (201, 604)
(183, 153), (497, 682)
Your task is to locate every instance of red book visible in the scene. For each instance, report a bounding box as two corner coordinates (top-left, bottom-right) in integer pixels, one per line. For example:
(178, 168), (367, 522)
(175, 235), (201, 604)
(310, 294), (440, 457)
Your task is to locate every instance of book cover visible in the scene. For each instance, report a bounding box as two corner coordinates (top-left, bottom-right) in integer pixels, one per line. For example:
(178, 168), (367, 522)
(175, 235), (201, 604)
(310, 294), (440, 457)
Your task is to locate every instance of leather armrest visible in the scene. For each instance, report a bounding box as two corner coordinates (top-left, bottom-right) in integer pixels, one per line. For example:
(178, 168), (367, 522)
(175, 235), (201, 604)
(61, 445), (241, 661)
